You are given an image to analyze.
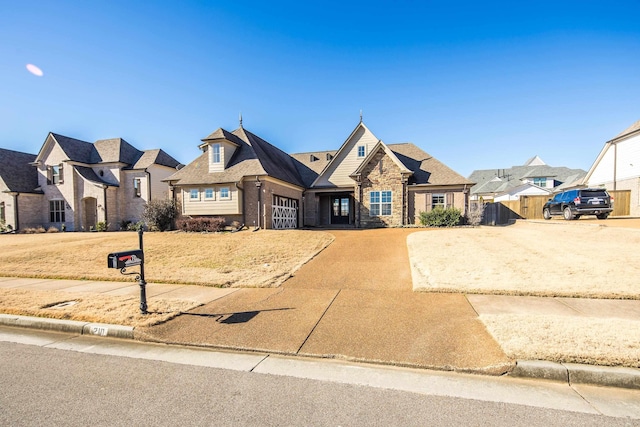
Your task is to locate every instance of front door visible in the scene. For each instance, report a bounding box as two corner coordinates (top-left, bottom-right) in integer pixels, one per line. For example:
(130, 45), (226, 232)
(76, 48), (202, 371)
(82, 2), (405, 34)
(331, 196), (350, 224)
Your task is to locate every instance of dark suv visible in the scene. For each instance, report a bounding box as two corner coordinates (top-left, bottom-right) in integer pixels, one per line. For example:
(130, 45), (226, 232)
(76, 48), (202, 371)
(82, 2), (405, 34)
(543, 188), (613, 220)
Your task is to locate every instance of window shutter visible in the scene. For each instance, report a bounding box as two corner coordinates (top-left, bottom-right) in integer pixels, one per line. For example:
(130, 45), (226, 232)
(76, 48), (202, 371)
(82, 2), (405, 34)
(47, 166), (52, 185)
(58, 164), (64, 184)
(446, 193), (454, 208)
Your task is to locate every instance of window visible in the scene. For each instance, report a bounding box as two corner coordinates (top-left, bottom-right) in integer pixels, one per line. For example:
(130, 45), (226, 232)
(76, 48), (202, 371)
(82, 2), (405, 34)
(48, 164), (63, 185)
(370, 191), (392, 216)
(219, 187), (230, 200)
(133, 178), (141, 197)
(432, 194), (446, 210)
(357, 145), (366, 158)
(212, 144), (221, 163)
(49, 200), (65, 223)
(533, 177), (547, 188)
(204, 188), (215, 200)
(189, 189), (200, 200)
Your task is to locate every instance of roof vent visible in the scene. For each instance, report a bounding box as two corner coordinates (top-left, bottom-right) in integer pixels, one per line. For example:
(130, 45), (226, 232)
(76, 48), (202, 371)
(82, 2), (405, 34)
(310, 155), (319, 162)
(326, 153), (333, 161)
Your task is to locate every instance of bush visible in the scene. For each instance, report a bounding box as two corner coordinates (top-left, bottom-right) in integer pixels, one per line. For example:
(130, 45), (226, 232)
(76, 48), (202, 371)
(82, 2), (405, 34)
(127, 221), (145, 231)
(143, 199), (177, 232)
(95, 221), (108, 232)
(419, 207), (462, 227)
(466, 203), (485, 227)
(46, 226), (59, 233)
(176, 217), (226, 232)
(22, 226), (46, 234)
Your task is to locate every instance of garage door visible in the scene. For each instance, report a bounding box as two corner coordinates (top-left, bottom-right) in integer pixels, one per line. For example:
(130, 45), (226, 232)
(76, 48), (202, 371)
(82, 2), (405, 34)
(272, 195), (298, 229)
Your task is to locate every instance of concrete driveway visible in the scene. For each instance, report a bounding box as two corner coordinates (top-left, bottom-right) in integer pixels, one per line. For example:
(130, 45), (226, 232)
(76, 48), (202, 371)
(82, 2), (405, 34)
(142, 229), (512, 374)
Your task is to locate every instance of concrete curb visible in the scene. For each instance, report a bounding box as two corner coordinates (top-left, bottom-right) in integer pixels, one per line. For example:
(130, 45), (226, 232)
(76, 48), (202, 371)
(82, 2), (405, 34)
(2, 314), (639, 390)
(510, 360), (640, 390)
(0, 314), (134, 340)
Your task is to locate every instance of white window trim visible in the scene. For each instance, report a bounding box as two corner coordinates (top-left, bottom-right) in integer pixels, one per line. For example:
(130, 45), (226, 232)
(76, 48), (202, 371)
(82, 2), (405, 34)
(219, 187), (231, 200)
(133, 178), (142, 198)
(370, 190), (392, 217)
(189, 189), (200, 201)
(204, 188), (215, 200)
(212, 144), (221, 163)
(357, 145), (366, 158)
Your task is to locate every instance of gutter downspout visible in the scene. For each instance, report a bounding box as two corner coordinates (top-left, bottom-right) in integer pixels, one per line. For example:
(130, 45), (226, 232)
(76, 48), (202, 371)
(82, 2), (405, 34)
(102, 185), (108, 230)
(613, 143), (618, 191)
(12, 193), (19, 231)
(145, 169), (152, 201)
(255, 176), (262, 230)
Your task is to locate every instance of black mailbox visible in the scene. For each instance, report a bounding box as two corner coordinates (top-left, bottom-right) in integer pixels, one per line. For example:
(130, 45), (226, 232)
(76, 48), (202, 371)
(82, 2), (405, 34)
(107, 250), (144, 269)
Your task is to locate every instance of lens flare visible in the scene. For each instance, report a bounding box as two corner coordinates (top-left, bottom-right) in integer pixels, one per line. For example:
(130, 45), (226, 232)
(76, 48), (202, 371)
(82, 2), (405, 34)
(26, 64), (44, 76)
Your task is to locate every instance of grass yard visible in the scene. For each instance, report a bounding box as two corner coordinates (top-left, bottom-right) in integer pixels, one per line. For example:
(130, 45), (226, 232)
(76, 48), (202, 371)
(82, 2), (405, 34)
(0, 229), (334, 287)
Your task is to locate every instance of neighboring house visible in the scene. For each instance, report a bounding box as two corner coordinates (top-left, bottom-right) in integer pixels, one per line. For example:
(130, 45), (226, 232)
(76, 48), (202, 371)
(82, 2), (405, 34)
(167, 121), (473, 229)
(0, 148), (40, 230)
(469, 156), (586, 202)
(582, 118), (640, 216)
(493, 183), (553, 202)
(1, 132), (182, 231)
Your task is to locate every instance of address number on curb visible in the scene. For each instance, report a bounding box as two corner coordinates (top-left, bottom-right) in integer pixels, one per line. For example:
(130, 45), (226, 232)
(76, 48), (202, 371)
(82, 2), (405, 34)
(90, 326), (108, 336)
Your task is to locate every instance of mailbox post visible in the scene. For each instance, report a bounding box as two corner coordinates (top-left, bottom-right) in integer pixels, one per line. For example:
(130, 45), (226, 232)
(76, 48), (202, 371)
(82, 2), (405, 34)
(107, 229), (148, 314)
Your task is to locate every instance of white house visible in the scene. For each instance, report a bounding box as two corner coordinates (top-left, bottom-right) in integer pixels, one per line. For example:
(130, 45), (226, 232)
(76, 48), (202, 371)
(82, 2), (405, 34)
(582, 119), (640, 216)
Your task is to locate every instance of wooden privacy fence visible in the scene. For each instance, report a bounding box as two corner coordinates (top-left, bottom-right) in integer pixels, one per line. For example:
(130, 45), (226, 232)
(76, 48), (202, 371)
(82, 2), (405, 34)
(480, 190), (630, 225)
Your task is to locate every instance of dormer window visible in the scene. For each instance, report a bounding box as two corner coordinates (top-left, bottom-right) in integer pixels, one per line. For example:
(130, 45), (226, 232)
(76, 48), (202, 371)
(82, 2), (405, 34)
(212, 144), (221, 163)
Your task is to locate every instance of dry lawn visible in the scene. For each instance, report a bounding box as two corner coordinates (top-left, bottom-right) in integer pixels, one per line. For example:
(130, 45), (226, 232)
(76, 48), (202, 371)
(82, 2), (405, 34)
(0, 288), (199, 327)
(481, 314), (640, 367)
(409, 221), (640, 367)
(0, 230), (333, 287)
(409, 221), (640, 299)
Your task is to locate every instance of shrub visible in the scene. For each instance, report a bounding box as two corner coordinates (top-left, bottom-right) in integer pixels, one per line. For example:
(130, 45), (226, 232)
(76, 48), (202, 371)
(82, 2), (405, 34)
(176, 217), (226, 232)
(419, 207), (462, 227)
(95, 221), (108, 232)
(120, 220), (132, 231)
(0, 220), (7, 232)
(46, 226), (59, 233)
(466, 203), (485, 227)
(127, 221), (145, 231)
(143, 199), (177, 232)
(22, 226), (46, 234)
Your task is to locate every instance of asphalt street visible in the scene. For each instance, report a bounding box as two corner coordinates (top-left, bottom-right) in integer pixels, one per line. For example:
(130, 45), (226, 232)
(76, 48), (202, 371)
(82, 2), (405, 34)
(1, 326), (640, 425)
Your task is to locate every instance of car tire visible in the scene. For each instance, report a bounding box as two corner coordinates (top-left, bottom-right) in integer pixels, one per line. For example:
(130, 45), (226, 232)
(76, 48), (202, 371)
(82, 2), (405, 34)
(563, 206), (574, 220)
(597, 213), (609, 220)
(543, 208), (551, 220)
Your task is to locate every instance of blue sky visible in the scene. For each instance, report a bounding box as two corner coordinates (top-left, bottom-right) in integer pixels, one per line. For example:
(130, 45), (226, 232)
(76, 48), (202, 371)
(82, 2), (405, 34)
(2, 1), (639, 177)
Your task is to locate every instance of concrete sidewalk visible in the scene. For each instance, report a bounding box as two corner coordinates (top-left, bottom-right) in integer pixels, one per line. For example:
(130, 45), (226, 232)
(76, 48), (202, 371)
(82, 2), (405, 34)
(1, 277), (640, 389)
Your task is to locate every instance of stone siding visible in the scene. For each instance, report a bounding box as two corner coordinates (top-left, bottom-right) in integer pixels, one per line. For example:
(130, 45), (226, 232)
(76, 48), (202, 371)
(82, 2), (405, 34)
(357, 150), (406, 227)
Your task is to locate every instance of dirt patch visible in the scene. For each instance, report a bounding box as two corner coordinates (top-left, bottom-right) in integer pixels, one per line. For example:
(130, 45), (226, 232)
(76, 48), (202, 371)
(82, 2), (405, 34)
(409, 221), (640, 298)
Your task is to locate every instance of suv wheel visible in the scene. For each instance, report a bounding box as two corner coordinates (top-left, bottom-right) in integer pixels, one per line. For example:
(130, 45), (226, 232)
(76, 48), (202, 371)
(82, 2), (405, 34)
(543, 208), (551, 220)
(563, 206), (574, 220)
(597, 213), (609, 220)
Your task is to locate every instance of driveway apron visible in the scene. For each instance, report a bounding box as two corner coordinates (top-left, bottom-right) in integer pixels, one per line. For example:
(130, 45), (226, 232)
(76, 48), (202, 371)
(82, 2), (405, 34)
(141, 229), (512, 374)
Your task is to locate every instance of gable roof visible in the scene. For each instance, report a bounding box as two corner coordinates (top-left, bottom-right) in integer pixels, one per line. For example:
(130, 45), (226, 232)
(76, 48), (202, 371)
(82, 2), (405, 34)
(611, 118), (640, 142)
(34, 132), (181, 170)
(165, 126), (305, 188)
(350, 141), (413, 179)
(469, 160), (586, 195)
(92, 138), (142, 164)
(133, 149), (183, 169)
(0, 148), (39, 193)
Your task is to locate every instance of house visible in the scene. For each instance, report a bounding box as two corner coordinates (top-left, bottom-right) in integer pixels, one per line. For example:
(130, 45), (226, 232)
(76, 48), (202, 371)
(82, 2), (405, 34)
(167, 121), (473, 229)
(469, 156), (586, 202)
(0, 148), (40, 231)
(1, 132), (182, 231)
(582, 118), (640, 216)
